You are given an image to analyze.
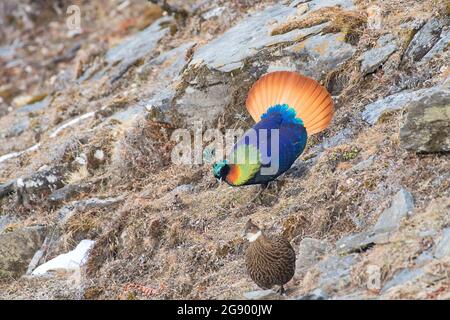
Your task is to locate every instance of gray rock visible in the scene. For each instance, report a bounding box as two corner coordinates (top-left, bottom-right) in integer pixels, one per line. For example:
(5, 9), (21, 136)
(381, 268), (425, 294)
(336, 230), (391, 254)
(16, 96), (51, 114)
(201, 7), (226, 20)
(111, 42), (194, 124)
(322, 128), (353, 149)
(58, 196), (125, 226)
(404, 16), (448, 63)
(243, 289), (284, 300)
(360, 34), (398, 75)
(420, 27), (449, 63)
(347, 155), (375, 173)
(176, 83), (232, 125)
(15, 166), (66, 207)
(47, 183), (92, 204)
(300, 128), (353, 161)
(289, 0), (309, 7)
(296, 238), (330, 276)
(333, 291), (370, 300)
(284, 32), (356, 80)
(362, 85), (443, 125)
(5, 116), (30, 137)
(296, 288), (328, 300)
(149, 42), (195, 81)
(0, 226), (47, 279)
(316, 254), (358, 294)
(373, 188), (414, 233)
(415, 249), (433, 267)
(399, 88), (450, 153)
(89, 16), (173, 82)
(111, 104), (146, 124)
(191, 4), (327, 73)
(434, 227), (450, 259)
(0, 180), (15, 199)
(171, 184), (194, 195)
(291, 0), (354, 10)
(0, 215), (17, 234)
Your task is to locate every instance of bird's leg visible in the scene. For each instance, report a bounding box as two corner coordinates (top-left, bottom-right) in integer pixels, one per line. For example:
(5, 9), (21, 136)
(276, 285), (286, 295)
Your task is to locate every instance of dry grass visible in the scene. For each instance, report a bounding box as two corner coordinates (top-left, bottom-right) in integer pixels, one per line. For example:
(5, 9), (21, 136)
(271, 6), (367, 43)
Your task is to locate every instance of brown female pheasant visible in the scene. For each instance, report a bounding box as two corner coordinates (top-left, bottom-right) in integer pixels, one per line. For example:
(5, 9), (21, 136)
(244, 219), (296, 294)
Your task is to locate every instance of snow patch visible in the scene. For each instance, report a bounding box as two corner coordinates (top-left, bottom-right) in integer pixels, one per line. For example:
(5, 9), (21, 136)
(31, 239), (95, 276)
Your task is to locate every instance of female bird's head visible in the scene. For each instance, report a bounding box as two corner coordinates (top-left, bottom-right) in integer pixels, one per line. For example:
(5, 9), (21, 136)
(212, 160), (230, 182)
(243, 219), (262, 242)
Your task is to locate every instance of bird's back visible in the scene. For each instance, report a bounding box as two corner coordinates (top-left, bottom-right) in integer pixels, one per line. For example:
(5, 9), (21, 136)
(245, 233), (296, 289)
(226, 106), (307, 186)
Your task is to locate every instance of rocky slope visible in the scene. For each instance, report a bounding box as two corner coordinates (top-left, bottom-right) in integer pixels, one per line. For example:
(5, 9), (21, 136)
(0, 0), (449, 299)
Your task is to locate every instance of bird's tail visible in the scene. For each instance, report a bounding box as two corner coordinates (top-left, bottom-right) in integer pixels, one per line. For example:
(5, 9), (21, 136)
(245, 71), (334, 135)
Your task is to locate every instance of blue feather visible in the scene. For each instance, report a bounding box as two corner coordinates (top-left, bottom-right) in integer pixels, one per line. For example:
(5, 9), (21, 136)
(229, 104), (308, 185)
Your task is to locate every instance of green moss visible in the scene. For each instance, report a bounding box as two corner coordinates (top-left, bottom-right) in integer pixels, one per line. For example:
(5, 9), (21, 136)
(343, 147), (360, 161)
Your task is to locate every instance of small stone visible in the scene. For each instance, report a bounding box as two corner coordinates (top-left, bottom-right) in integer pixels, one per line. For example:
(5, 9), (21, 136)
(373, 188), (414, 233)
(296, 288), (328, 300)
(94, 149), (104, 160)
(171, 184), (194, 195)
(47, 183), (91, 204)
(0, 215), (17, 234)
(243, 289), (284, 300)
(0, 180), (15, 199)
(434, 227), (450, 259)
(347, 155), (375, 173)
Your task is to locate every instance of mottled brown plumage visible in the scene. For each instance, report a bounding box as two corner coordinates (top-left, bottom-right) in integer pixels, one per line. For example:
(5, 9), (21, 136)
(244, 220), (296, 294)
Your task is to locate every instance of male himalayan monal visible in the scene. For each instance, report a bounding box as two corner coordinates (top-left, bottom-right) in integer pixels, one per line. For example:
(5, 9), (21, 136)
(212, 71), (334, 186)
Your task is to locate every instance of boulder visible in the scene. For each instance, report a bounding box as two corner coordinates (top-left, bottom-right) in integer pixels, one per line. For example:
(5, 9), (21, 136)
(399, 88), (450, 153)
(0, 226), (47, 279)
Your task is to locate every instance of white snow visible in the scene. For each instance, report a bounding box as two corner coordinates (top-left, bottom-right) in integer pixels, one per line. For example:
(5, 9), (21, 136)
(31, 239), (95, 276)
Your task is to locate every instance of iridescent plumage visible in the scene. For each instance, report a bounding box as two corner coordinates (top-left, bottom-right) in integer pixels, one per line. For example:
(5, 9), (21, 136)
(213, 71), (333, 186)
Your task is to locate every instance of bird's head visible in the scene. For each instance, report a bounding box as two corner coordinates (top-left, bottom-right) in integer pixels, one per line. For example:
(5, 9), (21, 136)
(243, 219), (262, 242)
(212, 160), (229, 182)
